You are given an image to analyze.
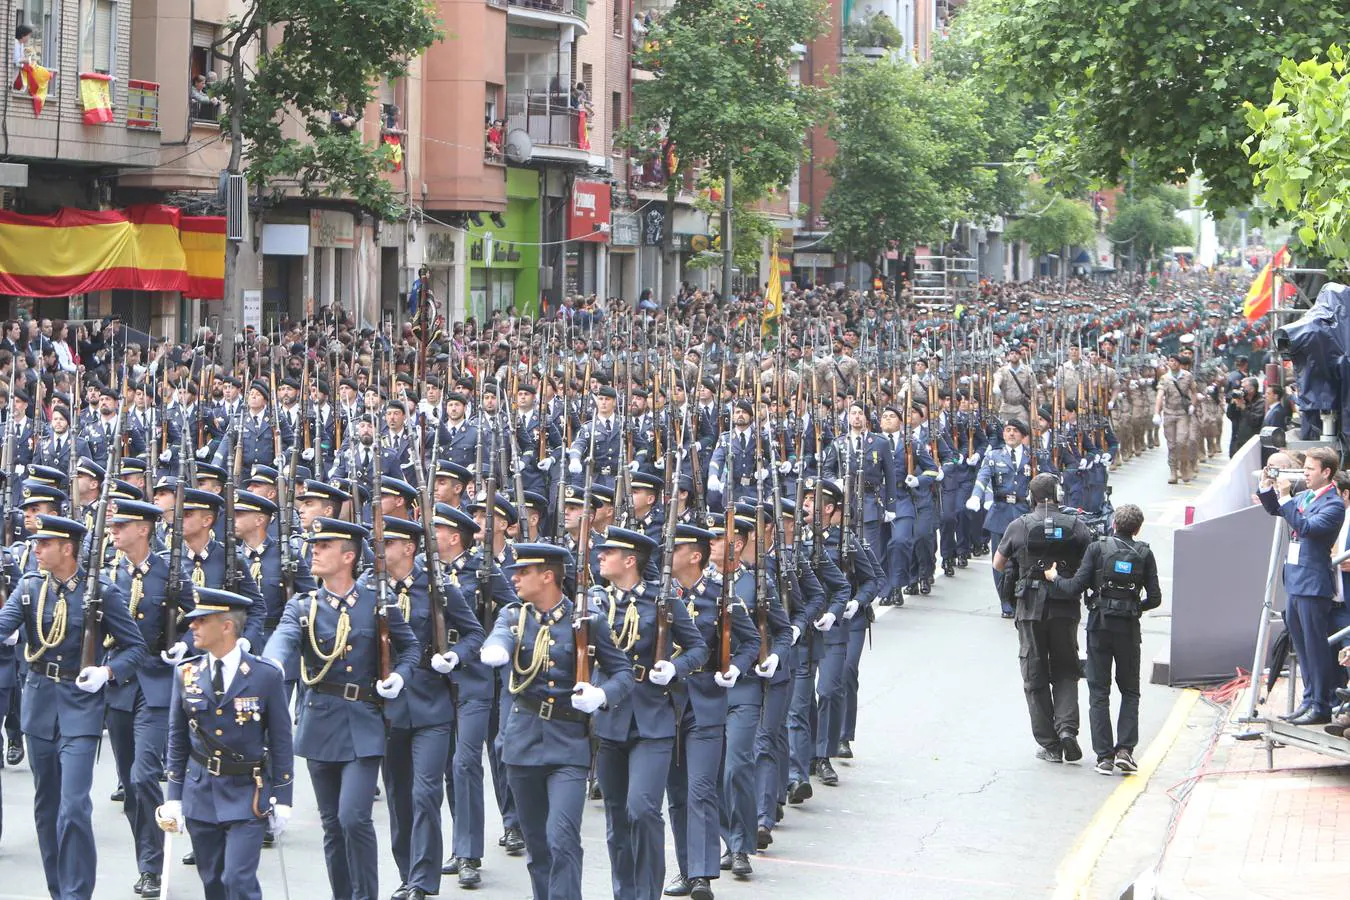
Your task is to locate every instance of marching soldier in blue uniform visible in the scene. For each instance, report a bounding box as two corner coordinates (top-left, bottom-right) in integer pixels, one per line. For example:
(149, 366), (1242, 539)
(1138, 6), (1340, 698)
(875, 405), (934, 603)
(6, 389), (36, 510)
(378, 516), (485, 898)
(263, 517), (420, 900)
(707, 400), (768, 512)
(0, 514), (146, 900)
(105, 499), (177, 898)
(32, 403), (76, 473)
(567, 385), (623, 488)
(969, 420), (1034, 617)
(904, 402), (948, 594)
(824, 401), (896, 561)
(164, 381), (207, 467)
(439, 392), (479, 472)
(212, 381), (285, 472)
(591, 525), (708, 900)
(942, 394), (986, 574)
(158, 586), (295, 900)
(478, 542), (634, 900)
(171, 488), (269, 650)
(511, 381), (561, 498)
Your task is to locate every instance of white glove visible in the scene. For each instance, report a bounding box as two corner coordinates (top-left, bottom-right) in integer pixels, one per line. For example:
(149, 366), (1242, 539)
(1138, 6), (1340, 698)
(159, 449), (172, 463)
(237, 637), (251, 654)
(843, 599), (860, 620)
(2, 629), (17, 646)
(302, 447), (315, 461)
(76, 665), (110, 693)
(777, 460), (792, 474)
(935, 469), (945, 483)
(813, 611), (836, 632)
(1078, 458), (1090, 470)
(272, 456), (284, 469)
(755, 653), (780, 678)
(654, 456), (666, 470)
(1187, 405), (1195, 415)
(480, 644), (511, 667)
(376, 672), (405, 699)
(708, 474), (724, 493)
(627, 460), (640, 473)
(571, 681), (607, 714)
(195, 445), (212, 460)
(965, 496), (981, 512)
(512, 456), (525, 474)
(905, 474), (919, 488)
(538, 456), (555, 472)
(1107, 400), (1115, 410)
(649, 659), (676, 686)
(881, 510), (895, 523)
(430, 651), (459, 674)
(1152, 413), (1163, 426)
(156, 800), (184, 834)
(269, 802), (292, 836)
(568, 458), (582, 475)
(790, 625), (801, 645)
(714, 664), (741, 688)
(966, 453), (980, 466)
(755, 467), (769, 481)
(1102, 453), (1112, 465)
(160, 641), (189, 666)
(983, 497), (993, 510)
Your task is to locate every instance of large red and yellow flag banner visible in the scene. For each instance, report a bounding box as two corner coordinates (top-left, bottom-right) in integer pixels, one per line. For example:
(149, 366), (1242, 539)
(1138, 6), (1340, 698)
(1244, 244), (1295, 321)
(79, 72), (114, 124)
(0, 205), (224, 298)
(16, 62), (53, 115)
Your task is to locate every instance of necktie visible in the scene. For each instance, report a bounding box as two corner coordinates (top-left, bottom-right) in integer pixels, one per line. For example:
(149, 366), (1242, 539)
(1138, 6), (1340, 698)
(212, 659), (224, 695)
(740, 433), (748, 454)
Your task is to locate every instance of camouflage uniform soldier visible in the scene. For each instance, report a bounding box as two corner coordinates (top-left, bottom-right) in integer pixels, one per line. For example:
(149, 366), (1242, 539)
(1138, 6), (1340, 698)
(1154, 353), (1197, 483)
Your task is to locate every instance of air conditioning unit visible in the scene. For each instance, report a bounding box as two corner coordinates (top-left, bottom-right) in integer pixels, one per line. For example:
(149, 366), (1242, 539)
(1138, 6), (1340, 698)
(225, 173), (247, 241)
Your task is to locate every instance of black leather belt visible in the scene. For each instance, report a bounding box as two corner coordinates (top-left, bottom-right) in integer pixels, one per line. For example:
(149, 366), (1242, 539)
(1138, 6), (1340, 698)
(600, 466), (613, 475)
(309, 680), (381, 704)
(190, 747), (264, 777)
(514, 692), (588, 724)
(39, 662), (81, 682)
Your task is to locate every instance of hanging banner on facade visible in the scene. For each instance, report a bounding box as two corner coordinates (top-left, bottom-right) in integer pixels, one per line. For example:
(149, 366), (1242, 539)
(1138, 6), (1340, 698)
(79, 73), (114, 125)
(568, 180), (611, 243)
(180, 215), (226, 299)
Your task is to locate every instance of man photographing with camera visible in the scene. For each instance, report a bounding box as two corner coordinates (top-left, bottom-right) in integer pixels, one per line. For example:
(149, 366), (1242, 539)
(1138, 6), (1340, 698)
(1259, 446), (1346, 726)
(1044, 505), (1162, 775)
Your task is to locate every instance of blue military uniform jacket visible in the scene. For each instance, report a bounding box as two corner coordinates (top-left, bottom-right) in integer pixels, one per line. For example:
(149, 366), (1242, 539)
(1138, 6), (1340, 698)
(239, 535), (319, 682)
(0, 568), (145, 740)
(105, 550), (177, 711)
(673, 572), (758, 728)
(590, 579), (709, 741)
(171, 539), (268, 651)
(484, 599), (634, 766)
(708, 428), (769, 509)
(31, 433), (75, 473)
(164, 650), (296, 823)
(764, 548), (827, 640)
(569, 415), (624, 485)
(212, 412), (285, 472)
(971, 444), (1034, 534)
(262, 582), (419, 761)
(440, 420), (479, 470)
(825, 431), (897, 523)
(511, 407), (561, 497)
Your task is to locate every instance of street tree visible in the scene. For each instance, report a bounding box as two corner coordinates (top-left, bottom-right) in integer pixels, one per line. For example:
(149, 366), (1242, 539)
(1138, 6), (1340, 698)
(1108, 185), (1194, 273)
(1003, 184), (1097, 260)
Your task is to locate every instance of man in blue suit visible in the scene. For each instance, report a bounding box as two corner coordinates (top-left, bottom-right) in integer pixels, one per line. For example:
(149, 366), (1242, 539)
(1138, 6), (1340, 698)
(158, 586), (294, 900)
(1259, 446), (1346, 724)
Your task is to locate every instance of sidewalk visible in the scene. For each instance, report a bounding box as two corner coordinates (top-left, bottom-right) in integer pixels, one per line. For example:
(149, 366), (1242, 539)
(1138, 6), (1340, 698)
(1152, 678), (1350, 900)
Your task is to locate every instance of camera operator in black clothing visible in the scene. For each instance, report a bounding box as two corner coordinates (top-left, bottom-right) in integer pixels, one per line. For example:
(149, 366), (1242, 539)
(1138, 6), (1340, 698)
(1225, 377), (1264, 457)
(994, 473), (1095, 764)
(1044, 504), (1162, 776)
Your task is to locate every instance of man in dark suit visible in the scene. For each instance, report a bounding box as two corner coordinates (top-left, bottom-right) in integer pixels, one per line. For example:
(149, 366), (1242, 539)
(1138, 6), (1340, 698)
(1259, 446), (1346, 724)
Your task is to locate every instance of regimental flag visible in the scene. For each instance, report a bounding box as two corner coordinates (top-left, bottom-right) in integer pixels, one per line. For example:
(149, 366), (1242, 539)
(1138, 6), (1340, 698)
(382, 134), (403, 172)
(15, 62), (53, 116)
(761, 244), (784, 338)
(1244, 244), (1293, 321)
(179, 216), (226, 300)
(79, 72), (114, 125)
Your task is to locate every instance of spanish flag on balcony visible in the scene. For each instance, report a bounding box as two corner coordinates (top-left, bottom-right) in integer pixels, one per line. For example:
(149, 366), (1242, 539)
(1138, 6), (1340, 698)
(0, 205), (227, 297)
(79, 72), (114, 125)
(15, 62), (53, 116)
(382, 134), (403, 172)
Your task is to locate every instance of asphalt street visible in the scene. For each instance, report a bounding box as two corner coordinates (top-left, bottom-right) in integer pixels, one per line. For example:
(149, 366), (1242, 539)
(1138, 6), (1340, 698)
(0, 442), (1202, 899)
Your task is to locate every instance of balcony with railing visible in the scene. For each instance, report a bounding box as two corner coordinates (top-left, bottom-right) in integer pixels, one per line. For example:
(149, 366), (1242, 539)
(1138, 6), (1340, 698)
(126, 80), (160, 131)
(505, 93), (590, 162)
(506, 0), (589, 32)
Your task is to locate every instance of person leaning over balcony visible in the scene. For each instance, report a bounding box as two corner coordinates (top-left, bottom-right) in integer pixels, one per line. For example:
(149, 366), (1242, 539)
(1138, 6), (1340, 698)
(13, 25), (32, 69)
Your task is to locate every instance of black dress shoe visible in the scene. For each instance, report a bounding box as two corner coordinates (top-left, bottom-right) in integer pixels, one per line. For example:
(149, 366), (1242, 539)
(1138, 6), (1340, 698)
(1058, 733), (1083, 763)
(133, 873), (150, 895)
(1289, 709), (1332, 726)
(458, 858), (482, 888)
(391, 885), (412, 900)
(1000, 610), (1015, 619)
(775, 802), (784, 822)
(838, 740), (853, 759)
(182, 850), (196, 866)
(111, 785), (126, 803)
(1036, 747), (1063, 763)
(588, 778), (602, 800)
(139, 874), (161, 899)
(957, 555), (969, 568)
(731, 852), (753, 877)
(719, 851), (733, 871)
(903, 583), (919, 595)
(756, 827), (772, 849)
(1279, 705), (1312, 722)
(942, 560), (955, 577)
(503, 827), (525, 854)
(817, 758), (839, 786)
(664, 874), (693, 896)
(407, 889), (430, 900)
(689, 877), (715, 900)
(6, 740), (22, 766)
(919, 578), (932, 594)
(787, 779), (813, 804)
(442, 857), (461, 875)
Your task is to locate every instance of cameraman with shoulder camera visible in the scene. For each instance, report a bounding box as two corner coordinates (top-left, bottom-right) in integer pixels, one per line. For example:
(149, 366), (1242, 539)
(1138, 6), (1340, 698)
(1043, 505), (1161, 775)
(994, 474), (1095, 763)
(1259, 446), (1346, 725)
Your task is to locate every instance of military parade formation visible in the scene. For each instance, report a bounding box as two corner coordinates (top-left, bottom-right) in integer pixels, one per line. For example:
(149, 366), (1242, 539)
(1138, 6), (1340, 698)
(0, 271), (1265, 900)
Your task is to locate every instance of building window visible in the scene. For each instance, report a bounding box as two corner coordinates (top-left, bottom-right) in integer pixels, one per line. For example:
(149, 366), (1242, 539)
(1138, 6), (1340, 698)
(610, 91), (622, 156)
(79, 0), (116, 76)
(16, 0), (57, 69)
(613, 0), (623, 34)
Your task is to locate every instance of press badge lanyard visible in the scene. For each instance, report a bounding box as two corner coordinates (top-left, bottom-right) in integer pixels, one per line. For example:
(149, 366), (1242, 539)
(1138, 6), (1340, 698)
(1288, 483), (1334, 562)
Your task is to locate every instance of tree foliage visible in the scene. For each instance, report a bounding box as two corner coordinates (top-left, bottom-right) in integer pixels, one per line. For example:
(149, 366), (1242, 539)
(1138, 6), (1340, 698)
(1108, 185), (1194, 271)
(689, 176), (778, 274)
(954, 0), (1349, 211)
(1244, 45), (1350, 272)
(1003, 184), (1097, 259)
(221, 0), (441, 219)
(630, 0), (826, 197)
(821, 57), (994, 266)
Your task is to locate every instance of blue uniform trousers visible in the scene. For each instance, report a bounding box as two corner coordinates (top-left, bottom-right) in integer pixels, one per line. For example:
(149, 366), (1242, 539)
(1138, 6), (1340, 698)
(719, 700), (759, 855)
(30, 731), (99, 900)
(106, 694), (169, 875)
(384, 723), (452, 894)
(988, 528), (1011, 613)
(755, 677), (791, 832)
(0, 684), (7, 841)
(666, 707), (724, 880)
(787, 651), (818, 781)
(1287, 594), (1339, 715)
(841, 616), (868, 742)
(507, 763), (587, 900)
(449, 697), (492, 859)
(913, 510), (938, 581)
(487, 682), (520, 833)
(813, 642), (847, 759)
(597, 734), (674, 900)
(185, 815), (266, 900)
(884, 517), (915, 593)
(3, 669), (19, 742)
(309, 756), (383, 900)
(963, 505), (986, 553)
(860, 519), (885, 570)
(941, 486), (973, 559)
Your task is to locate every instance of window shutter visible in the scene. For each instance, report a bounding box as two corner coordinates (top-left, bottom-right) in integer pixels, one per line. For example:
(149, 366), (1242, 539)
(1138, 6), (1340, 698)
(192, 21), (217, 48)
(93, 0), (114, 73)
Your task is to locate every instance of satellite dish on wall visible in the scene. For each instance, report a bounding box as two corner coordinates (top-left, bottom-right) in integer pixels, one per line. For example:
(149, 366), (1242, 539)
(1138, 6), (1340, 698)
(505, 129), (533, 164)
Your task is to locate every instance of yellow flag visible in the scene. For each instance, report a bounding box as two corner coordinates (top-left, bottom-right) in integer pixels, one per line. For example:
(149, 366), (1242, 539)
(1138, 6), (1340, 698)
(761, 245), (783, 338)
